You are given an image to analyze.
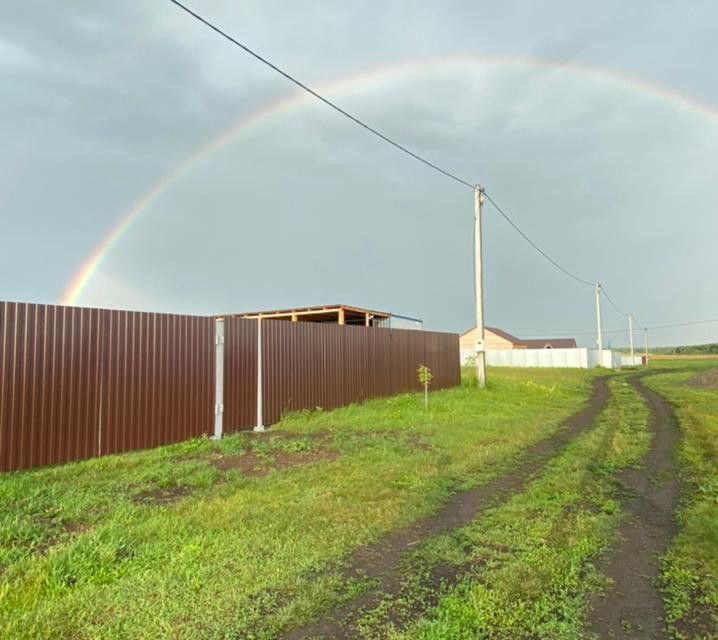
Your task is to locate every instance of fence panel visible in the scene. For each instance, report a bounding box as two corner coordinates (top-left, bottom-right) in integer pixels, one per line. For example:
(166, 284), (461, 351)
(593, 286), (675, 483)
(222, 317), (258, 432)
(367, 328), (392, 398)
(389, 328), (420, 394)
(484, 347), (635, 369)
(0, 302), (103, 471)
(223, 322), (459, 428)
(99, 309), (214, 456)
(260, 321), (347, 424)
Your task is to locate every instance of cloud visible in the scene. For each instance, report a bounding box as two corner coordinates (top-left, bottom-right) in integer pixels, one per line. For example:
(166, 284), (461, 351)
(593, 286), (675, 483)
(0, 37), (36, 70)
(2, 1), (718, 347)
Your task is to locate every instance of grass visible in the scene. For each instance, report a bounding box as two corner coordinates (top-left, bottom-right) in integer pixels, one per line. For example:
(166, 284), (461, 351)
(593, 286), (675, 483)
(0, 367), (595, 639)
(348, 376), (651, 640)
(648, 344), (718, 356)
(643, 361), (718, 639)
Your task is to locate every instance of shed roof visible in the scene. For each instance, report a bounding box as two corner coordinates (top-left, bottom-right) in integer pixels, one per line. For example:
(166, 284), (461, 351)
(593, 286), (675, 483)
(229, 304), (391, 324)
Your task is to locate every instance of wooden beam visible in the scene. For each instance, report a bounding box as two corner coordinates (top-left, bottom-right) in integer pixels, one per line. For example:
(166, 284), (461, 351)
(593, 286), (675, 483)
(365, 312), (370, 327)
(240, 308), (340, 320)
(291, 312), (298, 322)
(338, 308), (345, 325)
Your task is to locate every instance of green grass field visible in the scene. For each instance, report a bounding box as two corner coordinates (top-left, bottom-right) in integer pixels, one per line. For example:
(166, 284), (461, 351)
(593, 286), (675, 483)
(382, 377), (651, 640)
(1, 361), (716, 639)
(644, 365), (718, 638)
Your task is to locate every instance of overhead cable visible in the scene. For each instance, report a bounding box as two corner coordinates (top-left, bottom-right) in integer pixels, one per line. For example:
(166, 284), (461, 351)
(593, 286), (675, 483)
(602, 287), (629, 317)
(648, 317), (718, 330)
(168, 0), (475, 190)
(520, 315), (718, 338)
(169, 0), (643, 313)
(482, 192), (595, 287)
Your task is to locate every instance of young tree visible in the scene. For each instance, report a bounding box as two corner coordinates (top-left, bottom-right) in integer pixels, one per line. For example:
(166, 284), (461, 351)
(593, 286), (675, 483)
(417, 364), (433, 409)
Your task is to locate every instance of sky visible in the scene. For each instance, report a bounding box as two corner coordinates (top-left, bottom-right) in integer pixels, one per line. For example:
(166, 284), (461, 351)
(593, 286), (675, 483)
(1, 0), (717, 347)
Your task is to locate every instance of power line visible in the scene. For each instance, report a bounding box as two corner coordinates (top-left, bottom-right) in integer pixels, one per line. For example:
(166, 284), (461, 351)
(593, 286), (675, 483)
(520, 328), (628, 338)
(482, 192), (595, 287)
(648, 317), (718, 330)
(519, 315), (718, 338)
(168, 0), (474, 190)
(601, 287), (629, 317)
(168, 0), (643, 315)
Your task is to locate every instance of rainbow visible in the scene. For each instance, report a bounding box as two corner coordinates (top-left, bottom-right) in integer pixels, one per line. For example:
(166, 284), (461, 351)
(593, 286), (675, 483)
(60, 55), (718, 305)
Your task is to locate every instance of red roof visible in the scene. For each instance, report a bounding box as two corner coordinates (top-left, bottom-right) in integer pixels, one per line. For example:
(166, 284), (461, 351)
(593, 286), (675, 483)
(468, 326), (577, 349)
(485, 326), (522, 343)
(519, 338), (578, 349)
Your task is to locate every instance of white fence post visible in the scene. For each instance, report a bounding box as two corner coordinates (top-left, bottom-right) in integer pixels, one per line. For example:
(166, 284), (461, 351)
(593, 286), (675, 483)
(212, 318), (224, 440)
(254, 316), (265, 432)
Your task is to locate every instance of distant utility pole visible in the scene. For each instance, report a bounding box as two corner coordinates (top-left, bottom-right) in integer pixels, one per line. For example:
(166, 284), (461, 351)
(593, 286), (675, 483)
(629, 313), (634, 360)
(644, 327), (649, 362)
(474, 185), (487, 389)
(595, 283), (603, 354)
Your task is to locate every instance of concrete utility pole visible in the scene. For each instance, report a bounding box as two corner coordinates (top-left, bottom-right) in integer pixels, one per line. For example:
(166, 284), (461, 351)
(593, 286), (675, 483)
(595, 283), (603, 357)
(254, 316), (265, 432)
(629, 313), (634, 361)
(474, 185), (487, 389)
(644, 327), (649, 362)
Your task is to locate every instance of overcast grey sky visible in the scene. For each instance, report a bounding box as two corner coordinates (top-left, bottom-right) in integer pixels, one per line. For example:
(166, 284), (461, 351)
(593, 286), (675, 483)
(1, 0), (717, 346)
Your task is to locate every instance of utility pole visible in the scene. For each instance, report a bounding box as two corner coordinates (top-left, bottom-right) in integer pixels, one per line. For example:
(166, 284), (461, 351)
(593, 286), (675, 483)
(474, 185), (487, 389)
(595, 283), (603, 357)
(629, 313), (634, 361)
(644, 327), (649, 362)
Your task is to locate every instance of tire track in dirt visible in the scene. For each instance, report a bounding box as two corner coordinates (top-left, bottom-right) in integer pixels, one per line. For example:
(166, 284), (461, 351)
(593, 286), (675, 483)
(587, 374), (681, 639)
(281, 376), (609, 640)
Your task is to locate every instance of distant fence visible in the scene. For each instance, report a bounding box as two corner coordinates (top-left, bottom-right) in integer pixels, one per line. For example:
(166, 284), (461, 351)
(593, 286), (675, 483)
(1, 301), (459, 471)
(620, 355), (644, 367)
(484, 348), (594, 369)
(465, 347), (644, 370)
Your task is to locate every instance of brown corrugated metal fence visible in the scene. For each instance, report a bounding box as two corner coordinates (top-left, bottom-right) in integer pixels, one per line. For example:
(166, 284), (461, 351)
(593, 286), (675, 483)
(1, 302), (459, 471)
(0, 303), (103, 471)
(0, 302), (215, 471)
(222, 317), (257, 434)
(99, 309), (215, 456)
(223, 319), (460, 428)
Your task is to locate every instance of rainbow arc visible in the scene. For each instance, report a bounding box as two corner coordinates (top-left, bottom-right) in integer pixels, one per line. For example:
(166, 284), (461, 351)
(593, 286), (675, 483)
(60, 56), (718, 306)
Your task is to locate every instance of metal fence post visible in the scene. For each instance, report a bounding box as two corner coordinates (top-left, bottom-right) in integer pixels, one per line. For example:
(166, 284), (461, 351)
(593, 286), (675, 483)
(254, 316), (265, 432)
(212, 318), (224, 440)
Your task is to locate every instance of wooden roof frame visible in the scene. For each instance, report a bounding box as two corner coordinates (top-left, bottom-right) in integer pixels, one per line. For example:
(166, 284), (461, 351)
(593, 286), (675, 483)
(229, 304), (391, 326)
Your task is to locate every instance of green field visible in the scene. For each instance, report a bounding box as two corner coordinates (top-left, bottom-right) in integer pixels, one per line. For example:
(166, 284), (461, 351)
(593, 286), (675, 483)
(1, 362), (716, 639)
(645, 365), (718, 638)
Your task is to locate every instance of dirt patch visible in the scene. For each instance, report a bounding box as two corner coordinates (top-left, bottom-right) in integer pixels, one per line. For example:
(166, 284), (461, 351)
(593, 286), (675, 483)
(209, 448), (340, 477)
(133, 485), (194, 505)
(587, 375), (681, 639)
(674, 595), (718, 639)
(340, 429), (434, 452)
(211, 451), (266, 475)
(683, 368), (718, 389)
(231, 430), (334, 444)
(64, 521), (93, 536)
(274, 450), (340, 470)
(280, 376), (610, 640)
(30, 518), (94, 555)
